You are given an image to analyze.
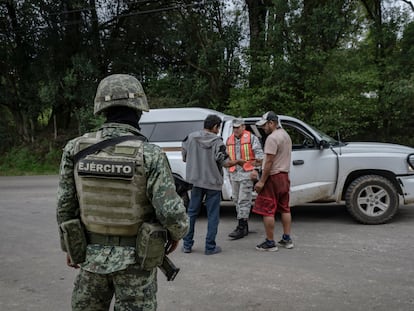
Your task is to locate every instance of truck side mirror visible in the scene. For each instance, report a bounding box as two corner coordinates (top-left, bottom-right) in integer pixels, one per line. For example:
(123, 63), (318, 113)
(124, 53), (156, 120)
(319, 140), (329, 150)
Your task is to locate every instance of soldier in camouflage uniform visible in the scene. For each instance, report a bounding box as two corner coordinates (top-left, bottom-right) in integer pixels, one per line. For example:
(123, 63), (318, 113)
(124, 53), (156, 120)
(57, 74), (189, 311)
(226, 118), (264, 240)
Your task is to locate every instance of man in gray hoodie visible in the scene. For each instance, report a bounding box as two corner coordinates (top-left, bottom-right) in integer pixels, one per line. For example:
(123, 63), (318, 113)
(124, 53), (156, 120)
(181, 114), (243, 255)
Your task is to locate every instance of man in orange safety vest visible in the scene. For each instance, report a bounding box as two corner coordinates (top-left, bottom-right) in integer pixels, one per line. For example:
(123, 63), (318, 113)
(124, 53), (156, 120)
(226, 118), (264, 240)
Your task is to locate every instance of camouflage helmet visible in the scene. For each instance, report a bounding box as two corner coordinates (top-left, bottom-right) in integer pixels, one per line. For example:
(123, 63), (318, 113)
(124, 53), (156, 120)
(94, 74), (149, 115)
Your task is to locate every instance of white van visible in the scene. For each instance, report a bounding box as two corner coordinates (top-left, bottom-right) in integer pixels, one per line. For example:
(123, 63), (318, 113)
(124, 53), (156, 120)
(139, 108), (236, 202)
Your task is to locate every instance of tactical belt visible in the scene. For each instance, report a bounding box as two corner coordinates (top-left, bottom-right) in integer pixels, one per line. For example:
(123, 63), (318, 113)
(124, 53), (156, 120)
(87, 232), (136, 247)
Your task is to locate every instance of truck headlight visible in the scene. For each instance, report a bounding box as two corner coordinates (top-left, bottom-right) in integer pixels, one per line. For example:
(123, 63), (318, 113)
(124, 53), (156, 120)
(408, 154), (414, 171)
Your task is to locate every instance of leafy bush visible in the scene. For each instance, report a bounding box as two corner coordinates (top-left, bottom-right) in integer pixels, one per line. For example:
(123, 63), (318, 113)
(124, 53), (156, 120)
(0, 145), (61, 176)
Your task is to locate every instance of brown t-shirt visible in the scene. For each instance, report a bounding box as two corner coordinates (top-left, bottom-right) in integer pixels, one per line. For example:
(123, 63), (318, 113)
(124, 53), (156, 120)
(263, 128), (292, 175)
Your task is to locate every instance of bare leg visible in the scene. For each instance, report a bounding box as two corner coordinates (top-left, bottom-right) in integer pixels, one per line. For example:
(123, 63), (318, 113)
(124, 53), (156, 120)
(280, 212), (291, 235)
(263, 216), (275, 241)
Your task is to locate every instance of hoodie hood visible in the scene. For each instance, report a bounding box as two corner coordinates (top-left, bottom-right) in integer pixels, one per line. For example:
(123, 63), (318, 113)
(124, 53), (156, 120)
(193, 130), (222, 149)
(183, 129), (227, 190)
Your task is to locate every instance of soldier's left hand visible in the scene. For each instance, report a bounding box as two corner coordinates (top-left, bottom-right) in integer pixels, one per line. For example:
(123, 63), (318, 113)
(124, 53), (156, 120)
(166, 240), (179, 254)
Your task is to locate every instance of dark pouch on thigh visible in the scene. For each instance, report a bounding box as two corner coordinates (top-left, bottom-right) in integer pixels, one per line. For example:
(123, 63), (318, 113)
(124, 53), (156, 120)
(136, 222), (167, 271)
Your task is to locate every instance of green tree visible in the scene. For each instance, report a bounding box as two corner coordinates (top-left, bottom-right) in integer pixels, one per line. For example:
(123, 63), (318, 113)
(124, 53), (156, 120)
(231, 1), (360, 119)
(1, 0), (413, 160)
(146, 0), (244, 111)
(0, 1), (46, 143)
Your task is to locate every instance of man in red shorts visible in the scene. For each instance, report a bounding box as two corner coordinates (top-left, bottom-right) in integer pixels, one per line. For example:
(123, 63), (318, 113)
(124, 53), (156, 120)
(252, 111), (293, 251)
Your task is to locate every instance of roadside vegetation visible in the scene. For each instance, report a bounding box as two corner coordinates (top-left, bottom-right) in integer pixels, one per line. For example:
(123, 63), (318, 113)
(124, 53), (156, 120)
(1, 1), (414, 175)
(0, 139), (61, 176)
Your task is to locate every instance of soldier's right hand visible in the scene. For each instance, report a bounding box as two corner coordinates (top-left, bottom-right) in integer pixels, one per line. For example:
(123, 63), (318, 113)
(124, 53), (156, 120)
(166, 240), (179, 254)
(250, 170), (259, 181)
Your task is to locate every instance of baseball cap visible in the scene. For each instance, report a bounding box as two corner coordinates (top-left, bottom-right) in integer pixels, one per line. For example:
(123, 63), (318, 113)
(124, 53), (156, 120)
(232, 118), (244, 128)
(256, 111), (278, 126)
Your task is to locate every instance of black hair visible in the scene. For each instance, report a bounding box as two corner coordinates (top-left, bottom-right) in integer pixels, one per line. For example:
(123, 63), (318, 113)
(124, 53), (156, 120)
(204, 114), (222, 130)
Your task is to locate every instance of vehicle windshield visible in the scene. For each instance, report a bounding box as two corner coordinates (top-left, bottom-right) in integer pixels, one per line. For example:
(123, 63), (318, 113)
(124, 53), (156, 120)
(309, 125), (340, 145)
(140, 121), (203, 142)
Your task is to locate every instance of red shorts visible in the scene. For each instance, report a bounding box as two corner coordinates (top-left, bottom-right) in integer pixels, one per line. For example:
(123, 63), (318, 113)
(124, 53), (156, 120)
(252, 173), (290, 217)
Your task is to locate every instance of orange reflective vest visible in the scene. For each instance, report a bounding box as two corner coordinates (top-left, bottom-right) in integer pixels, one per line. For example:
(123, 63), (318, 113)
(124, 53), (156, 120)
(226, 130), (255, 172)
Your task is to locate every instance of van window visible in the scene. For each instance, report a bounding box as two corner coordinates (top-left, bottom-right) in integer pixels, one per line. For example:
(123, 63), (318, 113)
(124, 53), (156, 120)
(140, 121), (204, 142)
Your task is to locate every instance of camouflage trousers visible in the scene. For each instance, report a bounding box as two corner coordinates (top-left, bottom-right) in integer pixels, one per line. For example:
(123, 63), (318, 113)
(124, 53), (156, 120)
(72, 264), (157, 311)
(231, 179), (253, 219)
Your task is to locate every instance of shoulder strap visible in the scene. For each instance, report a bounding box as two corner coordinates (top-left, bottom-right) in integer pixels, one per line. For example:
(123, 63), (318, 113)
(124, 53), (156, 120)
(73, 134), (147, 164)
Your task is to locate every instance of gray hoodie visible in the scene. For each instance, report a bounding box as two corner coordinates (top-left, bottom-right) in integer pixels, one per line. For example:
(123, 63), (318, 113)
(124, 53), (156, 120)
(182, 129), (229, 191)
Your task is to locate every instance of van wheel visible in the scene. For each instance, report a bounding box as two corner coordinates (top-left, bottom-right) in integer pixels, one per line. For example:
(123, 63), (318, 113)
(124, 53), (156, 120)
(345, 175), (399, 224)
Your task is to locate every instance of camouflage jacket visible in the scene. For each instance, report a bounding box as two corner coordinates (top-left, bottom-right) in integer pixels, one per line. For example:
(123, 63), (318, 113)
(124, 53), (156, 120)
(56, 123), (189, 274)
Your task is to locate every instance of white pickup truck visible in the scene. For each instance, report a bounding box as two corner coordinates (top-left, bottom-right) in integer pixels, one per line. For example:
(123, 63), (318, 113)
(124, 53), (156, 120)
(139, 108), (414, 224)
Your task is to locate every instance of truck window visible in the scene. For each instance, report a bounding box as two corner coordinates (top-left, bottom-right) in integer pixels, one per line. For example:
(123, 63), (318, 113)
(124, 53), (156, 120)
(245, 124), (267, 148)
(140, 121), (204, 142)
(282, 122), (316, 150)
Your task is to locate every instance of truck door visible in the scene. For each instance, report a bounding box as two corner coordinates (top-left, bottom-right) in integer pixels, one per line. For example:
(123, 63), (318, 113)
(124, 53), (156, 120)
(282, 121), (338, 206)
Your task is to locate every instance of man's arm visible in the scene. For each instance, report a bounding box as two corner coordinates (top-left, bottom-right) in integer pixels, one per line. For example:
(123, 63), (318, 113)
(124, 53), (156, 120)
(145, 144), (189, 243)
(56, 139), (83, 269)
(216, 144), (245, 168)
(223, 159), (245, 168)
(57, 140), (80, 248)
(252, 134), (264, 161)
(57, 142), (79, 223)
(254, 153), (276, 193)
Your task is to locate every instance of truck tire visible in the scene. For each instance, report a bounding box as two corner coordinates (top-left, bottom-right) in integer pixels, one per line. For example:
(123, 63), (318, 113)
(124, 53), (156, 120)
(345, 175), (399, 224)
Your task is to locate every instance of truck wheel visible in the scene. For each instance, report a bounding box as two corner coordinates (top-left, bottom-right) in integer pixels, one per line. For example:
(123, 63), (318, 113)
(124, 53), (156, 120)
(345, 175), (399, 224)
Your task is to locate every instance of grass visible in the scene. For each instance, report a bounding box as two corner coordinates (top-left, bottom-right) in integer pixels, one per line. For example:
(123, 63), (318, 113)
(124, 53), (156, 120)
(0, 146), (61, 176)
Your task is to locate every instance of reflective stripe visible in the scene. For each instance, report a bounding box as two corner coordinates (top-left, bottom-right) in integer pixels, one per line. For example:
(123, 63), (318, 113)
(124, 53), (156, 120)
(227, 131), (255, 172)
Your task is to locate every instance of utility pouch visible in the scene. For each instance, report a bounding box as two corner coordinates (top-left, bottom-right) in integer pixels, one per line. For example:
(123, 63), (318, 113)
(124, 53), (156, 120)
(136, 222), (167, 271)
(60, 219), (87, 265)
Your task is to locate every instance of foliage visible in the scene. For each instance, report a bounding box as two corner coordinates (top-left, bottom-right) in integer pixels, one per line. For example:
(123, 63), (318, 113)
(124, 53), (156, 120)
(0, 106), (17, 153)
(0, 144), (61, 176)
(0, 0), (414, 175)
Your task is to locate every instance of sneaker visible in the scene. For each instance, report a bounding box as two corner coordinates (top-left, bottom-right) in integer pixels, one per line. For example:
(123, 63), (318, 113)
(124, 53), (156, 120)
(205, 246), (222, 255)
(278, 238), (294, 249)
(182, 246), (192, 253)
(255, 240), (278, 252)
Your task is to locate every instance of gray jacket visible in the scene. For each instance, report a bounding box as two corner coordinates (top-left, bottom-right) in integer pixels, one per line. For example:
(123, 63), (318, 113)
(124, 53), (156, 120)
(182, 130), (229, 191)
